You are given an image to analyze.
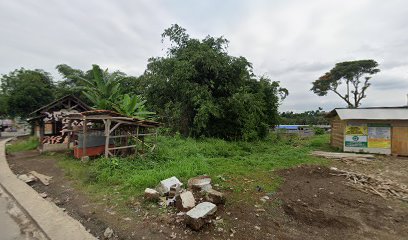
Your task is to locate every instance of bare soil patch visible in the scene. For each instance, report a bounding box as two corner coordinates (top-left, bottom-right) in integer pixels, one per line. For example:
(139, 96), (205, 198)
(277, 165), (408, 240)
(6, 150), (408, 240)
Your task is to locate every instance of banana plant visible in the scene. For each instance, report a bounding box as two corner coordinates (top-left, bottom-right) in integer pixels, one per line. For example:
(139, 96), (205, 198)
(114, 94), (155, 119)
(78, 65), (121, 110)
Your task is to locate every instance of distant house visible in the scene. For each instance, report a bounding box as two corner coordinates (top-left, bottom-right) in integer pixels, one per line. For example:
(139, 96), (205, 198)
(327, 107), (408, 155)
(276, 125), (315, 137)
(27, 95), (91, 151)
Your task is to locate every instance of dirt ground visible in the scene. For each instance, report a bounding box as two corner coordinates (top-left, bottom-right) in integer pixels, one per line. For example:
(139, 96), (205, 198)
(6, 150), (408, 240)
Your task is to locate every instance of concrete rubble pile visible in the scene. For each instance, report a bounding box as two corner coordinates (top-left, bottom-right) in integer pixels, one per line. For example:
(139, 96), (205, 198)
(144, 175), (226, 230)
(17, 171), (53, 186)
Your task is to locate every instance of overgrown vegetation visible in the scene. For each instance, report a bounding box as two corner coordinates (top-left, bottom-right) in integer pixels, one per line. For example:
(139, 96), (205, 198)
(57, 134), (331, 201)
(0, 25), (287, 140)
(143, 24), (288, 140)
(280, 108), (329, 125)
(0, 68), (55, 117)
(6, 136), (39, 153)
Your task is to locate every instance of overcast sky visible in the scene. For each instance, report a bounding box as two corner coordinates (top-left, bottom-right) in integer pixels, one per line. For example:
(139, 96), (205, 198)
(1, 0), (408, 112)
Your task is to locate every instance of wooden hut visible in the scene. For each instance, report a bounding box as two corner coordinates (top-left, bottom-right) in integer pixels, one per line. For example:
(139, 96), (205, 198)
(27, 95), (91, 151)
(65, 110), (160, 158)
(327, 107), (408, 156)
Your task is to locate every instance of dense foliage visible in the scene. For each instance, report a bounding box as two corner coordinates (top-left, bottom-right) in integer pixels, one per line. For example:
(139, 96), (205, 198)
(0, 25), (288, 140)
(0, 68), (55, 117)
(280, 108), (329, 125)
(142, 25), (288, 140)
(311, 60), (380, 108)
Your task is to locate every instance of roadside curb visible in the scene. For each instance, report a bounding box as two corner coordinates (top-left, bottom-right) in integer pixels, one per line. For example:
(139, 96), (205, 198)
(0, 138), (96, 240)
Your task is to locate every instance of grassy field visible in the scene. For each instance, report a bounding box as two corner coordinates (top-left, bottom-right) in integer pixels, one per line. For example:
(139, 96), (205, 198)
(6, 136), (39, 153)
(55, 133), (331, 203)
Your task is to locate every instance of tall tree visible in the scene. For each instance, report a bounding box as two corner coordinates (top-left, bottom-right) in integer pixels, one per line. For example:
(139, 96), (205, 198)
(143, 24), (287, 140)
(311, 60), (380, 108)
(0, 68), (55, 117)
(55, 64), (93, 99)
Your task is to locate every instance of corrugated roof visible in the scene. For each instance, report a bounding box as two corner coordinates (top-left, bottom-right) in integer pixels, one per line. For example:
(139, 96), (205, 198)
(277, 125), (309, 130)
(329, 107), (408, 120)
(29, 95), (91, 116)
(66, 110), (160, 127)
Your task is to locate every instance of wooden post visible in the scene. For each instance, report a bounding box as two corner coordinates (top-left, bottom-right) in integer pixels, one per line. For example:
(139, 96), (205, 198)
(82, 118), (87, 157)
(39, 119), (45, 140)
(135, 126), (139, 155)
(105, 119), (111, 157)
(154, 128), (158, 151)
(141, 127), (145, 153)
(67, 119), (73, 149)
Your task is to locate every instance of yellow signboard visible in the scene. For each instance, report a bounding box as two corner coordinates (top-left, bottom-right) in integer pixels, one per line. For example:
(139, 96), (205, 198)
(367, 124), (391, 149)
(345, 125), (367, 135)
(368, 138), (391, 148)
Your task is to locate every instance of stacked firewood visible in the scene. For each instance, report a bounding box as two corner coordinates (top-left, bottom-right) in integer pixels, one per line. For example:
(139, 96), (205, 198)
(330, 167), (408, 202)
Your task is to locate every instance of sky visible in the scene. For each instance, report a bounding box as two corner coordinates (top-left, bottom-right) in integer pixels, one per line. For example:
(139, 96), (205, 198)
(1, 0), (408, 112)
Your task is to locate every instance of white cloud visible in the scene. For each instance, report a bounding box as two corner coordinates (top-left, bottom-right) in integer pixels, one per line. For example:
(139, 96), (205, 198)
(1, 0), (407, 112)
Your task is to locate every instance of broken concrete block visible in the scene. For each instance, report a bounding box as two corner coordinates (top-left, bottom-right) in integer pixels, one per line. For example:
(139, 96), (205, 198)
(29, 171), (52, 186)
(17, 174), (37, 183)
(206, 189), (225, 205)
(186, 202), (217, 230)
(188, 176), (212, 191)
(156, 177), (183, 195)
(168, 184), (182, 198)
(176, 191), (196, 211)
(104, 227), (114, 238)
(144, 188), (160, 201)
(39, 192), (48, 198)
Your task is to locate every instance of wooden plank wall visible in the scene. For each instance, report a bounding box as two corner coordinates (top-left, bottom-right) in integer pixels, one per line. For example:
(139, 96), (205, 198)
(330, 117), (345, 149)
(392, 127), (408, 156)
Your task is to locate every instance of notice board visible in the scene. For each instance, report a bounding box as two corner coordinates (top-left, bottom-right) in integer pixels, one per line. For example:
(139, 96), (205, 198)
(345, 123), (368, 148)
(367, 123), (391, 149)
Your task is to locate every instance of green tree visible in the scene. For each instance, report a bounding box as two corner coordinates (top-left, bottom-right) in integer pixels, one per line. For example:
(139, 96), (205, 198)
(78, 65), (122, 110)
(280, 108), (329, 125)
(55, 64), (91, 99)
(78, 65), (154, 119)
(142, 24), (287, 140)
(311, 60), (380, 108)
(113, 94), (155, 119)
(0, 68), (55, 117)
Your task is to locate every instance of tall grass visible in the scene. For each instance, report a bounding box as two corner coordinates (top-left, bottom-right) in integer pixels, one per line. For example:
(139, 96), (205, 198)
(6, 137), (39, 153)
(58, 134), (331, 199)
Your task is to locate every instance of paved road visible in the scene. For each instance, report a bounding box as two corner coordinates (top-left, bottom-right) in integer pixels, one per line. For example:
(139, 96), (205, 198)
(0, 194), (24, 240)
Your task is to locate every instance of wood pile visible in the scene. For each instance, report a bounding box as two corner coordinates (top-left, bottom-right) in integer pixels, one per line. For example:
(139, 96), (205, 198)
(330, 167), (408, 202)
(312, 151), (376, 163)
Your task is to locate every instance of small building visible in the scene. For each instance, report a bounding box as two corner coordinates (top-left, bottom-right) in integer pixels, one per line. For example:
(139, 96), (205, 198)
(27, 95), (91, 151)
(327, 107), (408, 156)
(65, 110), (160, 158)
(276, 125), (315, 137)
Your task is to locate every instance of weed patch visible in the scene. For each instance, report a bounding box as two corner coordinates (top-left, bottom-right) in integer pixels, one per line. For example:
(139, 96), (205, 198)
(55, 134), (329, 201)
(6, 137), (39, 153)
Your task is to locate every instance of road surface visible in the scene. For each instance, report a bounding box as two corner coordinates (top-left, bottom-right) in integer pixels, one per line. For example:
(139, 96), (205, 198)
(0, 194), (24, 240)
